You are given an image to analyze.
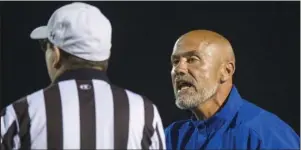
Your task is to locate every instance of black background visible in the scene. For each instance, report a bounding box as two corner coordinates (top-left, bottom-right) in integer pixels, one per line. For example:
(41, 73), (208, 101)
(1, 1), (300, 134)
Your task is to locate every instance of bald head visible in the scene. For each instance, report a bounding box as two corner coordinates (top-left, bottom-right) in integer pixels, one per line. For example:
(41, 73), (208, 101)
(173, 30), (235, 64)
(171, 30), (236, 110)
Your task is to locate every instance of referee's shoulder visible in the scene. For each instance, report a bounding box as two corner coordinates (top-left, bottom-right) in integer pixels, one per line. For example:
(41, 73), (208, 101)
(3, 87), (45, 116)
(11, 82), (59, 106)
(16, 87), (47, 104)
(111, 84), (155, 105)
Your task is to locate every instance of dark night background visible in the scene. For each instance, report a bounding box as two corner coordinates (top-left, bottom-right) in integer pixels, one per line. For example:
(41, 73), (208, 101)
(1, 1), (300, 134)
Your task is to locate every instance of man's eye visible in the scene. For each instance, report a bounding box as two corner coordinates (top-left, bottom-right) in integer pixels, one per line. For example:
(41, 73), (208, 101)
(172, 59), (179, 65)
(187, 56), (199, 63)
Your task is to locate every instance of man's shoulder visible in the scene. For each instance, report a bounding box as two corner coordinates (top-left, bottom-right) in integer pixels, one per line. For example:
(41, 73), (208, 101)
(165, 119), (191, 134)
(238, 99), (294, 131)
(236, 99), (299, 148)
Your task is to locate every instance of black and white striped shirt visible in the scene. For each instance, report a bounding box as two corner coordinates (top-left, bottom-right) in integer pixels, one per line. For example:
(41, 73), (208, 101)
(1, 69), (166, 149)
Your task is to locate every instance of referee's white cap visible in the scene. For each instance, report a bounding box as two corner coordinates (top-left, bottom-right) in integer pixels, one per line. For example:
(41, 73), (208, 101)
(30, 2), (112, 61)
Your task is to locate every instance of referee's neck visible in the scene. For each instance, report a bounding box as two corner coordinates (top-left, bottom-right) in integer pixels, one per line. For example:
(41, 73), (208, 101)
(50, 67), (106, 84)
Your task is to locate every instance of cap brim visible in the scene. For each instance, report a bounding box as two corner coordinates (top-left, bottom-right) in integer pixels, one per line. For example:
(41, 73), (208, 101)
(30, 26), (48, 40)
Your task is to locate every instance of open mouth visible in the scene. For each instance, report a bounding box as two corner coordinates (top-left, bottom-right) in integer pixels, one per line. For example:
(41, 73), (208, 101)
(176, 80), (194, 93)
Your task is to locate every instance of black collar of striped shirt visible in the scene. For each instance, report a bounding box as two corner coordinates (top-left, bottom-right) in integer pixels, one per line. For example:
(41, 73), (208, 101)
(189, 85), (243, 135)
(53, 68), (110, 84)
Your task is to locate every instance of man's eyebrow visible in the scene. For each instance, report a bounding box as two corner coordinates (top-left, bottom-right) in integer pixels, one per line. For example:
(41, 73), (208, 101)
(171, 50), (200, 59)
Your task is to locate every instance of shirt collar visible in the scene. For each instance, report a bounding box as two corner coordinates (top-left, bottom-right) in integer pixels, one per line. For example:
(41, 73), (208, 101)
(190, 85), (243, 133)
(53, 68), (110, 84)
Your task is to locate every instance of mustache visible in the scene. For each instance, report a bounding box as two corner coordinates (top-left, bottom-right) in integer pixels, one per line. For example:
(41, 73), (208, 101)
(174, 75), (195, 84)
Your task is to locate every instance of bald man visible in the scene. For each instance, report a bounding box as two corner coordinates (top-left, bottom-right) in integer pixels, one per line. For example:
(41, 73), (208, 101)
(165, 30), (300, 149)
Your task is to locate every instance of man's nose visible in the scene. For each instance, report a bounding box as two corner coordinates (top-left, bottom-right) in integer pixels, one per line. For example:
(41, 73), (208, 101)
(174, 58), (188, 76)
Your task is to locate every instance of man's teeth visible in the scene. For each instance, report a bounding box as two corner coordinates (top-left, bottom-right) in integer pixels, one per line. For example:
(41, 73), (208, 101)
(177, 86), (190, 92)
(181, 86), (189, 90)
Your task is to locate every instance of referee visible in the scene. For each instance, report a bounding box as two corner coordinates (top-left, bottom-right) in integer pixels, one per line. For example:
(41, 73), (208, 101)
(1, 2), (166, 150)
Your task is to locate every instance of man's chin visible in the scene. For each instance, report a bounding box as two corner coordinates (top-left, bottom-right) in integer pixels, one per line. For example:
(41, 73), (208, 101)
(174, 86), (218, 109)
(175, 97), (200, 110)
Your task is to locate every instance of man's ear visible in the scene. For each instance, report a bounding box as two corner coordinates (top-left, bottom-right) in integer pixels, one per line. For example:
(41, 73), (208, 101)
(52, 46), (61, 69)
(220, 61), (235, 83)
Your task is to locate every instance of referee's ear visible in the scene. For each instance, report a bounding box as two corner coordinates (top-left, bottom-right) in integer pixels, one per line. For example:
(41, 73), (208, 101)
(52, 46), (62, 69)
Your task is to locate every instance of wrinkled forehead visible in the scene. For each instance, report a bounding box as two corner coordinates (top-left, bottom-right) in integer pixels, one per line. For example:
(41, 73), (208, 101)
(172, 38), (215, 57)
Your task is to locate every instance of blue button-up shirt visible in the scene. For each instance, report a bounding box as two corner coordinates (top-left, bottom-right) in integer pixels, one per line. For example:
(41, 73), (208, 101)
(165, 86), (300, 149)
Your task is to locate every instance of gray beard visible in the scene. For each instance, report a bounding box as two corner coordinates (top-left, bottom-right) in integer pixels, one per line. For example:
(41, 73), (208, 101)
(175, 84), (218, 110)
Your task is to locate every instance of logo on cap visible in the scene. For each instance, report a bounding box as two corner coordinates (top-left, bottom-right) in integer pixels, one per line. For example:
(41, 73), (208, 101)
(50, 31), (56, 40)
